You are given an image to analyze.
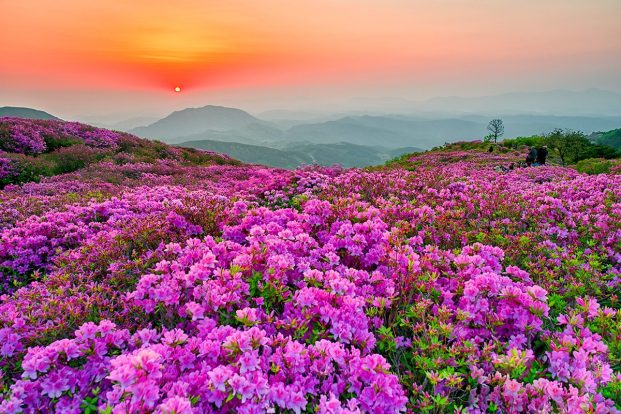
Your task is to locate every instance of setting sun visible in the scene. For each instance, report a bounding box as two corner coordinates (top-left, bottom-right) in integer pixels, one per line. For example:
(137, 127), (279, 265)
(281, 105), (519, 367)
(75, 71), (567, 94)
(174, 86), (181, 92)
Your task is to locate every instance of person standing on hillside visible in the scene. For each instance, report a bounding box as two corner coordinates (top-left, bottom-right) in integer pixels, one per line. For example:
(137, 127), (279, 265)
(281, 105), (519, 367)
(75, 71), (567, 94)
(536, 145), (548, 166)
(526, 146), (538, 166)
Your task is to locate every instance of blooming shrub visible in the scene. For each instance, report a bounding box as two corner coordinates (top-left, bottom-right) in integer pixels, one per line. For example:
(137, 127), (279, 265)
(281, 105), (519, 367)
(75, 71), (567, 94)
(0, 156), (17, 183)
(575, 158), (617, 175)
(0, 120), (620, 413)
(0, 122), (47, 155)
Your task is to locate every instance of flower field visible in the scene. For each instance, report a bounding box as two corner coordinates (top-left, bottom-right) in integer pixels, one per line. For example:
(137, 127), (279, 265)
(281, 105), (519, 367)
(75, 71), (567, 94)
(0, 119), (620, 413)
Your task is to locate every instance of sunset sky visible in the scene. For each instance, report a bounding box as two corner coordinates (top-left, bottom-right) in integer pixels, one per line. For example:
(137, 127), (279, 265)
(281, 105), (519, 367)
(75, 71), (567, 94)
(1, 0), (621, 119)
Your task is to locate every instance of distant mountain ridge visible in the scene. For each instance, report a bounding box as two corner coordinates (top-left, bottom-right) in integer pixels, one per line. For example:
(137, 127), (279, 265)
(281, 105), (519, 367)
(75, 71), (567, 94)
(123, 93), (621, 168)
(283, 116), (483, 149)
(130, 105), (263, 140)
(0, 106), (60, 120)
(133, 102), (621, 150)
(339, 89), (621, 115)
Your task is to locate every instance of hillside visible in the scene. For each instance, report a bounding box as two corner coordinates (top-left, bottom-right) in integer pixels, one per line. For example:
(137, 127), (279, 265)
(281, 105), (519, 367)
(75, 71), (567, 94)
(175, 139), (309, 169)
(281, 141), (420, 167)
(170, 122), (285, 145)
(0, 106), (60, 120)
(0, 117), (239, 187)
(178, 138), (421, 168)
(1, 142), (620, 413)
(593, 128), (621, 150)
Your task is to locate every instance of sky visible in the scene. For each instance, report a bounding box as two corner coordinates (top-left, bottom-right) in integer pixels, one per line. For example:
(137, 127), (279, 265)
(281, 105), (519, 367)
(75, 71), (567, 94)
(1, 0), (621, 120)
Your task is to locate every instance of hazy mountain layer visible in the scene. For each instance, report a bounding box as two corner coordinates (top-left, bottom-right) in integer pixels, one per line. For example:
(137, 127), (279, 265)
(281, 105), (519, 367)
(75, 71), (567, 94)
(176, 139), (420, 168)
(423, 89), (621, 116)
(8, 93), (620, 169)
(130, 105), (263, 140)
(127, 103), (621, 153)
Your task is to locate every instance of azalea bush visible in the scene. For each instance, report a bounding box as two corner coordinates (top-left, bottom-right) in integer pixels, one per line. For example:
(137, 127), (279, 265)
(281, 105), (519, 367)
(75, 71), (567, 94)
(0, 120), (620, 413)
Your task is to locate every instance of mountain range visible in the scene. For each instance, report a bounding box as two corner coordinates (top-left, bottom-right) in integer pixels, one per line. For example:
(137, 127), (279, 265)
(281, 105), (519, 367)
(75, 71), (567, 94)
(127, 103), (621, 159)
(5, 89), (621, 168)
(345, 89), (621, 116)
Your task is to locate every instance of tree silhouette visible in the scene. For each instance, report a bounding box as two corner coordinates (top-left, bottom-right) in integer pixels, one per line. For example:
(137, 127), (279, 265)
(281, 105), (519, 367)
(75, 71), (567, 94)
(486, 119), (504, 143)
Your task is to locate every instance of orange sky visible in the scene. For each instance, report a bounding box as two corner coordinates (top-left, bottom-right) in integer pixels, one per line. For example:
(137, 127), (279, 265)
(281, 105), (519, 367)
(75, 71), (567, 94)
(1, 0), (620, 117)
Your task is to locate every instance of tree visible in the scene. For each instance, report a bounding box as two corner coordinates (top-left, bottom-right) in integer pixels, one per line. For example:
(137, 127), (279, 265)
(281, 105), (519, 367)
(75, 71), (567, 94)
(544, 129), (591, 166)
(486, 119), (504, 143)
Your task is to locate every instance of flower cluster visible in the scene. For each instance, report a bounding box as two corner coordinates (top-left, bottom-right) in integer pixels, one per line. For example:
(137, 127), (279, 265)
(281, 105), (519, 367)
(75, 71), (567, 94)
(2, 320), (406, 414)
(0, 120), (620, 413)
(2, 123), (47, 155)
(0, 117), (122, 154)
(0, 156), (17, 182)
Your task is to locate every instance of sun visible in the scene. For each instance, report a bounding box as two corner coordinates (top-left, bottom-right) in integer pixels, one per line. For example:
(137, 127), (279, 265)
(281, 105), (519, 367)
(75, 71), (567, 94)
(174, 86), (181, 93)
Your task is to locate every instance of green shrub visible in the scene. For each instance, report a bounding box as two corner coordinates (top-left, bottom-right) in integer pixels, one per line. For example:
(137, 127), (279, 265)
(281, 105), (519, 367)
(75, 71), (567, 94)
(582, 144), (619, 160)
(574, 158), (613, 174)
(45, 145), (107, 174)
(502, 135), (546, 149)
(42, 134), (83, 152)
